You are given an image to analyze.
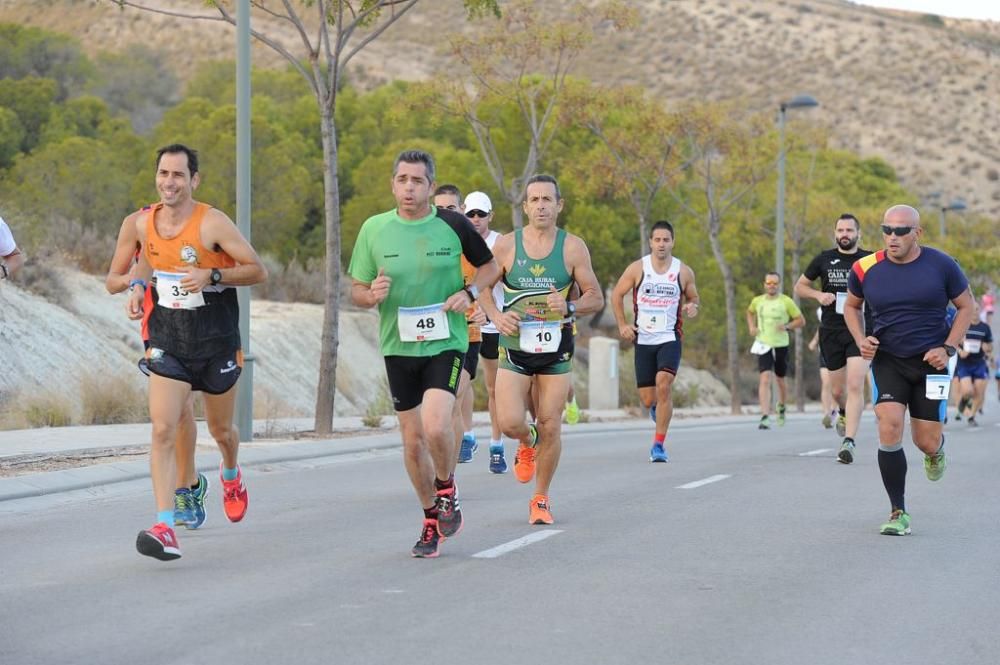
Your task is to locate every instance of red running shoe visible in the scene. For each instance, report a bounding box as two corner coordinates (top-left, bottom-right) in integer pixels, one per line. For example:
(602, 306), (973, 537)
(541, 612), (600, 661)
(220, 464), (249, 523)
(136, 522), (182, 561)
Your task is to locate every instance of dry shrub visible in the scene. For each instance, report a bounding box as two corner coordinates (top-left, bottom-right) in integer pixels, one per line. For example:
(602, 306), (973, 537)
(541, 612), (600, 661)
(15, 390), (74, 428)
(362, 379), (394, 428)
(252, 254), (325, 303)
(79, 374), (147, 425)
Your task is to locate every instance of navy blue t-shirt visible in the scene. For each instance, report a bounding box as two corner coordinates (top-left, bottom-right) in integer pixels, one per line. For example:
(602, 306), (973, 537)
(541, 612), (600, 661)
(847, 247), (968, 358)
(957, 321), (993, 367)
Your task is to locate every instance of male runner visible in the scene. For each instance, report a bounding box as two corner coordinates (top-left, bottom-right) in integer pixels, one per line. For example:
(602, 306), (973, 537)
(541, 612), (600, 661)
(478, 174), (603, 525)
(747, 273), (805, 429)
(956, 301), (992, 426)
(845, 204), (972, 536)
(0, 214), (24, 280)
(795, 213), (873, 463)
(350, 151), (498, 557)
(126, 144), (268, 561)
(612, 221), (699, 462)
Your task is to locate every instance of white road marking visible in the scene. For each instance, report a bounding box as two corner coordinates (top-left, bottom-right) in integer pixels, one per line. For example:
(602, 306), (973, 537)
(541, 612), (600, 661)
(799, 448), (833, 456)
(472, 530), (563, 558)
(676, 474), (731, 489)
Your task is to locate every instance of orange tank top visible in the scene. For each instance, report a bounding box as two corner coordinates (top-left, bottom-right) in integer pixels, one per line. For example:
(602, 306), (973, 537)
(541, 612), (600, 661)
(462, 257), (482, 343)
(144, 202), (236, 271)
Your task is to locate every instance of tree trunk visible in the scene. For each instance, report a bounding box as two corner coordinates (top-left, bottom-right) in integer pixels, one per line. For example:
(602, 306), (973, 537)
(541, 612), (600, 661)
(707, 215), (742, 415)
(314, 106), (343, 435)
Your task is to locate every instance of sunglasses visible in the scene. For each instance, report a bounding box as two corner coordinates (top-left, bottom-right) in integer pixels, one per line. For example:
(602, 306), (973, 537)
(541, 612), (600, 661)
(467, 210), (490, 218)
(881, 225), (915, 237)
(765, 281), (780, 286)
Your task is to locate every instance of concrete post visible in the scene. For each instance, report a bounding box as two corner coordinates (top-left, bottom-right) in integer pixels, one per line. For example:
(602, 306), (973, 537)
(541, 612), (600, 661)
(588, 336), (619, 410)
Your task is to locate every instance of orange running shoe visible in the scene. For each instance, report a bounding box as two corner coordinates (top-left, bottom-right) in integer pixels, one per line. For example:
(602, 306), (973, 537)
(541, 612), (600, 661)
(529, 494), (553, 525)
(514, 425), (537, 483)
(220, 463), (249, 523)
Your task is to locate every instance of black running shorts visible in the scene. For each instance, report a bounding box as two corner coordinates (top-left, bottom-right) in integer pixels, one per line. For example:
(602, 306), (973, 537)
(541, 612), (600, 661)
(758, 346), (790, 377)
(464, 342), (482, 381)
(634, 340), (682, 388)
(819, 326), (861, 372)
(871, 352), (948, 422)
(146, 348), (243, 395)
(479, 332), (499, 360)
(384, 350), (463, 412)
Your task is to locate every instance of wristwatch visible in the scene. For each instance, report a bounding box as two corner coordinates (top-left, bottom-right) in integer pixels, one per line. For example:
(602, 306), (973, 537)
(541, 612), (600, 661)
(465, 283), (479, 300)
(942, 344), (957, 357)
(210, 268), (223, 286)
(566, 302), (577, 317)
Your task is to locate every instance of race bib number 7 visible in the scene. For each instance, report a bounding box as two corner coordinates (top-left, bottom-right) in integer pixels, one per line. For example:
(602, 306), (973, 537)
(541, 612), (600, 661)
(155, 271), (205, 309)
(925, 374), (950, 401)
(398, 304), (450, 342)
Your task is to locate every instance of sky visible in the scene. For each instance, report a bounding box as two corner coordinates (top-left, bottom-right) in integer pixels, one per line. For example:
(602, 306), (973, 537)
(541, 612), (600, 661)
(851, 1), (1000, 21)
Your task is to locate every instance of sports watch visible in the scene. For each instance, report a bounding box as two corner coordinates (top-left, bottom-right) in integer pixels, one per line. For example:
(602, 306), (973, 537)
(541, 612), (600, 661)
(942, 344), (956, 357)
(210, 268), (223, 286)
(566, 301), (577, 317)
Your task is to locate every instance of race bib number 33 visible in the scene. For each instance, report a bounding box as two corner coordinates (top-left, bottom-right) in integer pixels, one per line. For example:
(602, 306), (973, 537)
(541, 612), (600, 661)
(398, 304), (450, 342)
(155, 271), (205, 310)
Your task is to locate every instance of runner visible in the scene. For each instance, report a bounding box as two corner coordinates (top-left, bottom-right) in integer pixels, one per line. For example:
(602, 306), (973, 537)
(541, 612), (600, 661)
(956, 301), (992, 426)
(794, 213), (873, 463)
(746, 273), (805, 429)
(611, 220), (699, 462)
(349, 150), (498, 557)
(109, 203), (206, 530)
(0, 214), (24, 280)
(478, 174), (603, 525)
(845, 204), (973, 536)
(807, 308), (837, 429)
(125, 144), (268, 561)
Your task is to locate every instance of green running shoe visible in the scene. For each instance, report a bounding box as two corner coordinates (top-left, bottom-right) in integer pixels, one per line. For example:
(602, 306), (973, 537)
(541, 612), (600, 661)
(879, 509), (911, 536)
(837, 438), (855, 465)
(776, 403), (786, 427)
(835, 414), (847, 437)
(758, 415), (770, 430)
(565, 396), (580, 425)
(924, 450), (947, 482)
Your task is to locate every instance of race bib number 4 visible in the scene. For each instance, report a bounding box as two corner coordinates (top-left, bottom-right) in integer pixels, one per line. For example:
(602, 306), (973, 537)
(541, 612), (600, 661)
(519, 321), (562, 353)
(155, 271), (205, 310)
(963, 339), (982, 354)
(398, 304), (449, 342)
(637, 309), (668, 333)
(925, 374), (950, 401)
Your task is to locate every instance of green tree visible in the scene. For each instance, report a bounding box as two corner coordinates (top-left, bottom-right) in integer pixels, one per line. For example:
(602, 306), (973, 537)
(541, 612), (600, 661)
(0, 23), (93, 99)
(87, 45), (180, 133)
(0, 76), (59, 153)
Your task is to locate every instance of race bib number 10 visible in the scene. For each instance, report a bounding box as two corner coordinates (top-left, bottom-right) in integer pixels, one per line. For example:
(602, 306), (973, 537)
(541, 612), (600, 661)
(155, 271), (205, 310)
(398, 304), (450, 342)
(519, 321), (562, 353)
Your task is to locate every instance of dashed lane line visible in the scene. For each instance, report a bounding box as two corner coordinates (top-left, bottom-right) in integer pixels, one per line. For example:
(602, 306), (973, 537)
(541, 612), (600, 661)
(471, 530), (563, 558)
(676, 474), (731, 489)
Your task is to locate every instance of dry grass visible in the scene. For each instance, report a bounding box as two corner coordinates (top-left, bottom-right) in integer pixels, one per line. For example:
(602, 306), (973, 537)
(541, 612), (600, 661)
(78, 373), (147, 425)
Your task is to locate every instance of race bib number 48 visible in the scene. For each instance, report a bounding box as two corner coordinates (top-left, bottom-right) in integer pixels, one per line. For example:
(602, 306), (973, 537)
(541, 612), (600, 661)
(519, 321), (562, 353)
(398, 304), (449, 342)
(155, 271), (205, 310)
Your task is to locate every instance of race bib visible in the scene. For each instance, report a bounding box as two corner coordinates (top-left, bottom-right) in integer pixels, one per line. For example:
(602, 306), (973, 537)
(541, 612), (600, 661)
(636, 308), (668, 333)
(835, 291), (848, 315)
(519, 320), (562, 353)
(155, 271), (205, 310)
(397, 304), (449, 342)
(963, 339), (982, 354)
(749, 340), (771, 355)
(925, 374), (950, 401)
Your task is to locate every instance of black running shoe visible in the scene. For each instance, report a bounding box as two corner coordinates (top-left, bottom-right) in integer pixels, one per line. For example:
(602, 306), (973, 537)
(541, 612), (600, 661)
(411, 519), (441, 558)
(434, 485), (463, 538)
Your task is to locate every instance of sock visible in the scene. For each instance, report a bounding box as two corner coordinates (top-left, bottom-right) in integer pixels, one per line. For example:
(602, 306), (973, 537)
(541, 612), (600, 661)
(838, 407), (846, 417)
(423, 506), (439, 520)
(157, 510), (175, 527)
(464, 430), (475, 441)
(190, 480), (201, 491)
(490, 439), (503, 449)
(877, 443), (907, 512)
(434, 474), (454, 491)
(222, 466), (238, 481)
(654, 433), (665, 445)
(843, 437), (854, 446)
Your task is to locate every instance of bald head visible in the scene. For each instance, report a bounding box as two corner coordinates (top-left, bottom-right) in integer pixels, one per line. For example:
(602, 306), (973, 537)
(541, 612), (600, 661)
(883, 204), (920, 226)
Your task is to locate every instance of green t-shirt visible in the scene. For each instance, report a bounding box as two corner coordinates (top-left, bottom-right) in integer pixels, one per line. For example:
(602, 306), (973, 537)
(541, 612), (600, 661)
(748, 294), (801, 348)
(347, 207), (492, 357)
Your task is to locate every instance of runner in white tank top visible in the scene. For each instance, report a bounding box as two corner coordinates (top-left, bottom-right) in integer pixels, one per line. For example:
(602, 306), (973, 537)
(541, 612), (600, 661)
(635, 255), (683, 345)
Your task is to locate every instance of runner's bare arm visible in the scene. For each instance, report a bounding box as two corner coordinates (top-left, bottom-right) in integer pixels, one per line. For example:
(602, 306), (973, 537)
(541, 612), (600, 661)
(1, 248), (23, 279)
(681, 264), (700, 318)
(476, 233), (513, 325)
(106, 212), (142, 294)
(181, 210), (268, 291)
(564, 235), (603, 316)
(352, 268), (391, 308)
(611, 260), (641, 341)
(794, 274), (834, 306)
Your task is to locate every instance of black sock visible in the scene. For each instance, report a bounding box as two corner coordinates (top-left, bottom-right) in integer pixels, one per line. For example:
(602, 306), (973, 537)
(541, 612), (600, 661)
(878, 447), (907, 512)
(423, 506), (438, 520)
(843, 437), (854, 445)
(434, 474), (454, 491)
(838, 407), (846, 417)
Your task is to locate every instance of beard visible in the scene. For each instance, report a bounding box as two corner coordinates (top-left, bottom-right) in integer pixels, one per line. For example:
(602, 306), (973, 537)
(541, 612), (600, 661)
(837, 236), (858, 250)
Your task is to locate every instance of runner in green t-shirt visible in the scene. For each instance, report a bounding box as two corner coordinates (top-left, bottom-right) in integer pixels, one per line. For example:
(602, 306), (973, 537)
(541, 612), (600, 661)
(348, 150), (499, 558)
(746, 272), (805, 429)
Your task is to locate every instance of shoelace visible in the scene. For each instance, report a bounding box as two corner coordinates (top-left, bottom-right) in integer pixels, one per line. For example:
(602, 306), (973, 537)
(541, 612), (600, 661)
(421, 522), (437, 544)
(435, 493), (455, 515)
(223, 478), (243, 501)
(518, 446), (536, 463)
(176, 491), (194, 512)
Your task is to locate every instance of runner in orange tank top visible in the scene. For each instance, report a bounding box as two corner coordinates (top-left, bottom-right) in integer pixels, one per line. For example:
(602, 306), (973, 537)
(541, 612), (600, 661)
(124, 143), (268, 562)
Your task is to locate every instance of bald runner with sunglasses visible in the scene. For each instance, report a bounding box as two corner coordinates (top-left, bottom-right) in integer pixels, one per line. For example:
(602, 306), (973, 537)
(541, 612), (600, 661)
(845, 204), (973, 537)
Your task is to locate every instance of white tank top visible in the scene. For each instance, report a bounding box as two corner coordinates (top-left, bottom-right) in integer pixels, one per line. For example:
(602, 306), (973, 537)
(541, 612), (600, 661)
(480, 230), (503, 334)
(634, 255), (683, 345)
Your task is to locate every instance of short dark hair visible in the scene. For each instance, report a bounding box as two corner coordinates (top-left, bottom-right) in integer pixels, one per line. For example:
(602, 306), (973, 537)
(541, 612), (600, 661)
(837, 213), (860, 229)
(156, 143), (199, 176)
(765, 271), (781, 281)
(650, 220), (674, 239)
(434, 184), (462, 199)
(524, 174), (561, 200)
(394, 149), (435, 183)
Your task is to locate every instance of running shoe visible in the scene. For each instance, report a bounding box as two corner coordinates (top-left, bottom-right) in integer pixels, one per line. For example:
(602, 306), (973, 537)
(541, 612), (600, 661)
(924, 448), (946, 482)
(514, 424), (538, 483)
(458, 433), (478, 463)
(489, 443), (508, 474)
(758, 415), (770, 430)
(776, 403), (786, 427)
(529, 494), (554, 525)
(411, 519), (441, 558)
(968, 416), (978, 427)
(434, 484), (463, 538)
(136, 522), (182, 561)
(565, 396), (580, 425)
(650, 404), (657, 423)
(220, 464), (249, 522)
(821, 412), (833, 429)
(879, 509), (911, 536)
(174, 488), (195, 527)
(649, 442), (668, 463)
(835, 414), (847, 437)
(837, 438), (855, 465)
(188, 472), (208, 529)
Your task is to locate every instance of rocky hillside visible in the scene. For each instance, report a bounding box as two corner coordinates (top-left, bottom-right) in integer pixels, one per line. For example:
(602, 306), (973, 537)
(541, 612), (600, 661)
(1, 0), (998, 216)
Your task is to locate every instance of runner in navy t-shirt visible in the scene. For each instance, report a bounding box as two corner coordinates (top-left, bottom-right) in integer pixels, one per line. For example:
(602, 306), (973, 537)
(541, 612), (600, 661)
(955, 301), (993, 425)
(844, 204), (973, 537)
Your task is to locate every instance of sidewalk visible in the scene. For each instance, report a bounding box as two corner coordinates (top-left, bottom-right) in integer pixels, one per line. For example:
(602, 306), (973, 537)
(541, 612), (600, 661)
(0, 405), (797, 502)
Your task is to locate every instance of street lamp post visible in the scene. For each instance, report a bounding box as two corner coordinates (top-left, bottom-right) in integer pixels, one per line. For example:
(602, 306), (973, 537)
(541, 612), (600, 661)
(776, 94), (819, 281)
(234, 0), (254, 442)
(938, 199), (967, 237)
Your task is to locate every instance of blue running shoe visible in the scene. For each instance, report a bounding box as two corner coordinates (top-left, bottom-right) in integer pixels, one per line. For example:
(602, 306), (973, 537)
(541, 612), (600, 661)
(187, 473), (208, 529)
(174, 488), (195, 527)
(649, 442), (669, 463)
(650, 404), (657, 423)
(458, 433), (478, 463)
(489, 443), (508, 474)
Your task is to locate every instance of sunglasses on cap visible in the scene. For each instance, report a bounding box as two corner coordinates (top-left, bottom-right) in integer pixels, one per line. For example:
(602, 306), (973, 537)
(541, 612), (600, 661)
(881, 225), (915, 237)
(466, 210), (490, 218)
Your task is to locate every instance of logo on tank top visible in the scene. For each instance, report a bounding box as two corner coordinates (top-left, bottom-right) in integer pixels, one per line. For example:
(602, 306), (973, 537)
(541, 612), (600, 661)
(529, 264), (546, 278)
(641, 282), (680, 299)
(180, 244), (199, 264)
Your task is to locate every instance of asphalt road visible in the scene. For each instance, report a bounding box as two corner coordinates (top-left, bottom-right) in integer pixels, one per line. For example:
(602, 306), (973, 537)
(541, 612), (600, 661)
(2, 411), (999, 665)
